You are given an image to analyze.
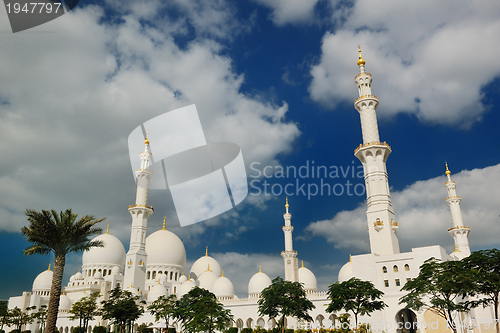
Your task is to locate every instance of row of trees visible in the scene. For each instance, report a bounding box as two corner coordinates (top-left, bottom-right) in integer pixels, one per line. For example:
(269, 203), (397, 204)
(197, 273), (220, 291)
(328, 249), (500, 333)
(0, 304), (48, 333)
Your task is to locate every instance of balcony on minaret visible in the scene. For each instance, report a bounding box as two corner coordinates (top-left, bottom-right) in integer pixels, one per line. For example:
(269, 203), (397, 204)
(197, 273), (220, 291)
(373, 218), (384, 231)
(391, 220), (398, 230)
(127, 259), (133, 267)
(138, 260), (144, 267)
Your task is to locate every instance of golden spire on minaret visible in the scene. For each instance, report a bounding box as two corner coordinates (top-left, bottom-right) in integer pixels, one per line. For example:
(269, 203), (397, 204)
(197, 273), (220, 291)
(145, 130), (150, 145)
(357, 45), (365, 66)
(162, 216), (166, 230)
(285, 197), (290, 214)
(259, 265), (262, 273)
(301, 260), (304, 268)
(445, 162), (451, 176)
(205, 246), (208, 256)
(106, 222), (110, 234)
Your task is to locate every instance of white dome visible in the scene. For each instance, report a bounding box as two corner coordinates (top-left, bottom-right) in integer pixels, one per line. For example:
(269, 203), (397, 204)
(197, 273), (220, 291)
(179, 275), (188, 283)
(248, 271), (272, 295)
(198, 270), (219, 291)
(74, 272), (83, 280)
(158, 273), (167, 282)
(111, 265), (121, 275)
(59, 294), (72, 311)
(93, 271), (103, 279)
(33, 268), (53, 291)
(338, 261), (353, 282)
(190, 255), (221, 280)
(126, 286), (140, 296)
(148, 284), (168, 303)
(178, 279), (196, 297)
(146, 229), (186, 267)
(212, 275), (234, 298)
(82, 233), (126, 266)
(298, 266), (317, 291)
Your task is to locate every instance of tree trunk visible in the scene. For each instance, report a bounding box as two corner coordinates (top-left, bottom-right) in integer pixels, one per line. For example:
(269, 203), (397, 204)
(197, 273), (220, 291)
(494, 297), (499, 333)
(281, 315), (285, 333)
(45, 255), (66, 333)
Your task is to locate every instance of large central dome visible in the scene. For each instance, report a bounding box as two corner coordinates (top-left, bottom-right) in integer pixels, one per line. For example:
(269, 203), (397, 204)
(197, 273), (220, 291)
(82, 233), (126, 266)
(145, 229), (186, 267)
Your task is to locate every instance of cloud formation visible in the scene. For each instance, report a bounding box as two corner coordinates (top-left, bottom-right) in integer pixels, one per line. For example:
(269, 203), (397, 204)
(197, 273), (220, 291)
(309, 0), (500, 126)
(305, 164), (500, 254)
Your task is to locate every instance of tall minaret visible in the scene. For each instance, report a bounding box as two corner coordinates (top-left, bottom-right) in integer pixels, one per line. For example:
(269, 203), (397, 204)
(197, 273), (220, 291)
(124, 131), (154, 295)
(445, 163), (471, 259)
(281, 198), (298, 282)
(354, 46), (400, 256)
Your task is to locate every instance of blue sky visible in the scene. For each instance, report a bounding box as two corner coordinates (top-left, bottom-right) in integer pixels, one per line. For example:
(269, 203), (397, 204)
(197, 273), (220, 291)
(1, 0), (499, 299)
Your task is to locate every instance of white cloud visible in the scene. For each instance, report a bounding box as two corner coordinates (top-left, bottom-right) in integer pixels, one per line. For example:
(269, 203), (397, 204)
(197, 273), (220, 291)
(252, 0), (321, 26)
(305, 164), (500, 254)
(0, 2), (299, 244)
(309, 0), (500, 126)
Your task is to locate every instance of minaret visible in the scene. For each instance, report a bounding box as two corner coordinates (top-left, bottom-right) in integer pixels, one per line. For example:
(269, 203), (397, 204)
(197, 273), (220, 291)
(354, 46), (400, 256)
(124, 131), (154, 295)
(445, 163), (471, 258)
(281, 198), (298, 282)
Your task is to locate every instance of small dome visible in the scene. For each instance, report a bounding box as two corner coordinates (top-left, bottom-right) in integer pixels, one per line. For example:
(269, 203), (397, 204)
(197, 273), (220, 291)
(126, 286), (140, 296)
(248, 270), (272, 295)
(298, 266), (317, 291)
(82, 233), (126, 266)
(178, 279), (196, 297)
(212, 275), (234, 298)
(158, 273), (167, 282)
(198, 269), (218, 292)
(338, 261), (353, 282)
(33, 268), (53, 292)
(111, 265), (121, 275)
(146, 229), (186, 268)
(178, 275), (188, 283)
(93, 271), (103, 279)
(148, 284), (168, 303)
(190, 255), (221, 280)
(59, 294), (72, 311)
(74, 272), (83, 280)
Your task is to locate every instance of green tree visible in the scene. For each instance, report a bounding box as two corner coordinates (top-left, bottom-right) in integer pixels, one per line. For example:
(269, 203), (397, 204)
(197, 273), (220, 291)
(462, 249), (500, 333)
(147, 294), (176, 327)
(172, 287), (233, 333)
(31, 305), (48, 333)
(100, 287), (144, 333)
(327, 278), (386, 331)
(399, 258), (471, 333)
(69, 292), (100, 333)
(21, 209), (105, 333)
(257, 277), (315, 333)
(0, 302), (9, 332)
(8, 307), (33, 332)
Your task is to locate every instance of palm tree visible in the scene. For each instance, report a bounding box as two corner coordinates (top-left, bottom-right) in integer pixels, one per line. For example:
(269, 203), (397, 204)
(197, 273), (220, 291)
(21, 209), (105, 333)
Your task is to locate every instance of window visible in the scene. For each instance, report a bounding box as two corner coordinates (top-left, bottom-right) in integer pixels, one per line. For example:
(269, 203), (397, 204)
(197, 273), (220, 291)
(405, 264), (410, 271)
(406, 278), (411, 283)
(382, 266), (387, 273)
(395, 279), (400, 287)
(384, 280), (389, 287)
(393, 265), (398, 272)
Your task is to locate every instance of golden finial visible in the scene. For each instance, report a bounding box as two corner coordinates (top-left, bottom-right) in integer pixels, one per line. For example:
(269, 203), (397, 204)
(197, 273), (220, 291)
(145, 130), (150, 145)
(188, 274), (191, 280)
(47, 264), (51, 271)
(106, 222), (110, 234)
(205, 246), (208, 256)
(285, 197), (289, 208)
(357, 45), (365, 66)
(130, 282), (133, 288)
(445, 162), (451, 176)
(349, 254), (352, 262)
(221, 270), (224, 277)
(453, 244), (459, 252)
(206, 264), (211, 272)
(162, 216), (166, 230)
(259, 266), (262, 273)
(301, 260), (304, 268)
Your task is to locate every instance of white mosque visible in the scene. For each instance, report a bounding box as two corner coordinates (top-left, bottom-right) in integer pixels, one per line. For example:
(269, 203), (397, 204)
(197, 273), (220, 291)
(6, 50), (496, 333)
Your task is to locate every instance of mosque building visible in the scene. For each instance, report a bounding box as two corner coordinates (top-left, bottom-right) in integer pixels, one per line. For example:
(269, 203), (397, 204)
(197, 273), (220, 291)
(6, 50), (496, 333)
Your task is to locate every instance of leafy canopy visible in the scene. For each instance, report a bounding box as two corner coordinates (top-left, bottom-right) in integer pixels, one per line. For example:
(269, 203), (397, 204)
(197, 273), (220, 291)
(327, 277), (386, 330)
(172, 287), (233, 333)
(258, 277), (315, 333)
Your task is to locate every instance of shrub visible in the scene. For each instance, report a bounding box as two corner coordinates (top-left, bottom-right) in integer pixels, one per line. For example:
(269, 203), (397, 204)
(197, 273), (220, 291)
(136, 324), (153, 333)
(93, 326), (107, 333)
(285, 329), (295, 333)
(242, 328), (253, 333)
(21, 330), (31, 333)
(227, 327), (238, 333)
(167, 328), (175, 333)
